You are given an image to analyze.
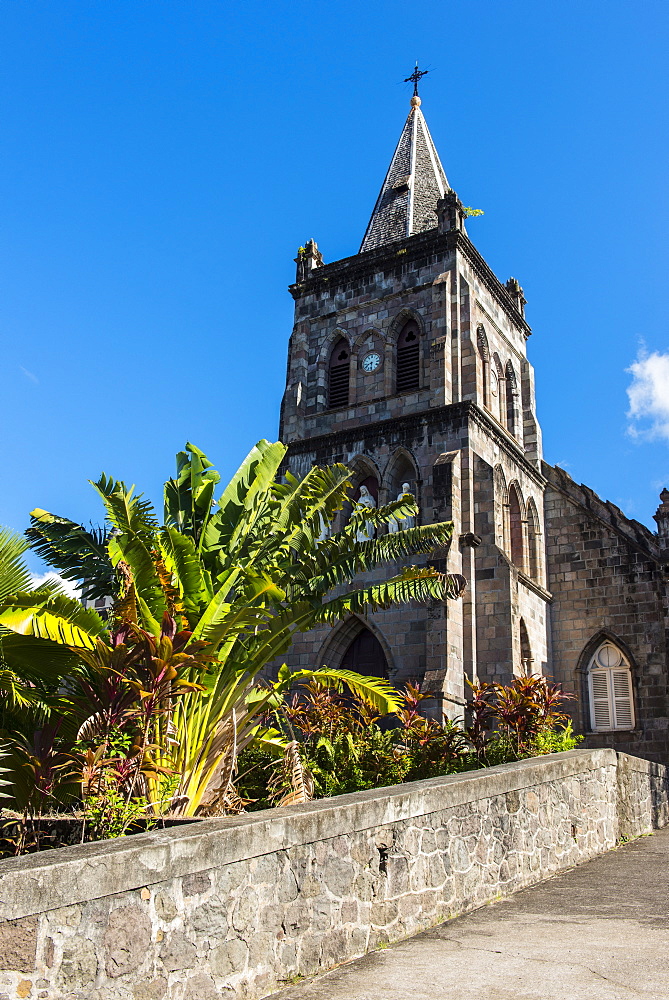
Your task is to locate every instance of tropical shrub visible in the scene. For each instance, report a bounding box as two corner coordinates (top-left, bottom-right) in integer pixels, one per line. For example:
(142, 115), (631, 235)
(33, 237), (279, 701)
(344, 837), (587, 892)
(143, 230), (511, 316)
(466, 675), (577, 762)
(238, 674), (581, 806)
(0, 440), (465, 832)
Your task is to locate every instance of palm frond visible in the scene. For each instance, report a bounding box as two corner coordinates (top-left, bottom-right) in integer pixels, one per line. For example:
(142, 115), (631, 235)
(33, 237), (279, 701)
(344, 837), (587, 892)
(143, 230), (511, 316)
(25, 511), (112, 600)
(267, 740), (314, 807)
(0, 668), (47, 709)
(318, 567), (467, 622)
(92, 474), (159, 541)
(0, 631), (79, 683)
(0, 528), (33, 603)
(298, 521), (454, 595)
(281, 667), (402, 716)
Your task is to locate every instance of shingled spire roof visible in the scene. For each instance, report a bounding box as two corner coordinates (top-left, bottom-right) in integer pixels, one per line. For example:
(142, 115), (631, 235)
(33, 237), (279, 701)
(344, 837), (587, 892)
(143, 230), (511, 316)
(360, 95), (448, 253)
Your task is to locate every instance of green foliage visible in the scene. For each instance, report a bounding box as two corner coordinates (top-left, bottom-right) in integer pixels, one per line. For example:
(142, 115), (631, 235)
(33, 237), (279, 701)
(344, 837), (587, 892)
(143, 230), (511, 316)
(1, 439), (464, 828)
(82, 789), (151, 841)
(0, 529), (89, 843)
(463, 206), (484, 217)
(530, 720), (582, 755)
(238, 681), (466, 804)
(0, 592), (108, 649)
(25, 511), (112, 601)
(464, 675), (577, 763)
(238, 676), (580, 806)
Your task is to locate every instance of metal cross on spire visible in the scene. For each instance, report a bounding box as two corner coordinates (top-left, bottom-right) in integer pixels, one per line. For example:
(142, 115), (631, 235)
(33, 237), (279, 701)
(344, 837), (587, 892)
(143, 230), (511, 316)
(404, 63), (429, 97)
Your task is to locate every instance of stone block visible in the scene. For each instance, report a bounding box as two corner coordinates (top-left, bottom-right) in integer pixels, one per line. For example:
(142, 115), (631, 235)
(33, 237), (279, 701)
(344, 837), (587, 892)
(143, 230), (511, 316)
(160, 931), (197, 972)
(132, 977), (168, 1000)
(182, 872), (212, 897)
(57, 938), (98, 989)
(189, 896), (229, 938)
(231, 890), (259, 933)
(0, 916), (37, 973)
(104, 904), (151, 978)
(209, 937), (249, 978)
(154, 891), (178, 922)
(183, 972), (219, 1000)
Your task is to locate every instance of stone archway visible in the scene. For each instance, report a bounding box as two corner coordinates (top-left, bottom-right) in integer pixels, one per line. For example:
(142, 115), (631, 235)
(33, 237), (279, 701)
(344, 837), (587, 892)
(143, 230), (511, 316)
(317, 616), (395, 680)
(340, 627), (389, 679)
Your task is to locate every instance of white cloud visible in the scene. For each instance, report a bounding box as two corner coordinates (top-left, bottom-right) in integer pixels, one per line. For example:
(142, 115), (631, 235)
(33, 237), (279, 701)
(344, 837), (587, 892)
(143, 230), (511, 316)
(30, 572), (81, 600)
(627, 349), (669, 441)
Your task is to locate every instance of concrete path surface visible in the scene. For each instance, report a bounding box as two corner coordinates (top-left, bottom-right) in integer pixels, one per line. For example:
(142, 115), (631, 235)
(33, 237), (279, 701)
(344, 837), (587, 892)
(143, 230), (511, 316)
(271, 826), (669, 1000)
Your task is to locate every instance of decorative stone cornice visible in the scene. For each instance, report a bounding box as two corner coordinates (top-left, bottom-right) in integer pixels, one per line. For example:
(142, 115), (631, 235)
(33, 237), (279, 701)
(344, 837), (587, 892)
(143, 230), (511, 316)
(287, 401), (546, 487)
(289, 229), (531, 338)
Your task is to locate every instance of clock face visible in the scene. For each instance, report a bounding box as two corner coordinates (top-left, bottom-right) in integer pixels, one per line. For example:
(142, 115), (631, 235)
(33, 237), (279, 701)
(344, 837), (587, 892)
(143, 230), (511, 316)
(362, 352), (381, 373)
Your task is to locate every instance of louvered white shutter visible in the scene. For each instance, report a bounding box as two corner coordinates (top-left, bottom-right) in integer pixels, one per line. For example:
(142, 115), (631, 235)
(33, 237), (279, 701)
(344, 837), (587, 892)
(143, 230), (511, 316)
(590, 670), (612, 731)
(612, 669), (634, 729)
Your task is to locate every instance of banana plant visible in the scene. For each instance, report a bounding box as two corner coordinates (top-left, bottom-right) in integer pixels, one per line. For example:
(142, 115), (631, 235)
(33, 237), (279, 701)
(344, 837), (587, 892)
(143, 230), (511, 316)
(1, 440), (465, 815)
(0, 528), (94, 823)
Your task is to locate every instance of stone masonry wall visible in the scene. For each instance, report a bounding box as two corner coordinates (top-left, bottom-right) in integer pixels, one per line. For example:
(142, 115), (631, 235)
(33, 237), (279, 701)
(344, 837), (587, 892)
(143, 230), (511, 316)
(543, 463), (669, 762)
(0, 749), (667, 1000)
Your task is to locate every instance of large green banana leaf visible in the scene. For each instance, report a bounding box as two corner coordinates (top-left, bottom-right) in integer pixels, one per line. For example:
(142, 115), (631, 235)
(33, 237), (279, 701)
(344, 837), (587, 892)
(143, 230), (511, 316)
(0, 593), (108, 649)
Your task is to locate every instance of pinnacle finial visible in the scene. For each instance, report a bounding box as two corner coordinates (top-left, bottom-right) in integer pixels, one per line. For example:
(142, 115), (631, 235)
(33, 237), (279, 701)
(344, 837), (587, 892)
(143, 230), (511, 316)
(404, 62), (429, 101)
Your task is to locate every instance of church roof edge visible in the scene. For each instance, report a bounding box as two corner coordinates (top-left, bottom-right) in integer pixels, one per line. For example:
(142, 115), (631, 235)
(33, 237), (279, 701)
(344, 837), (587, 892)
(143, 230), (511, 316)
(289, 227), (532, 338)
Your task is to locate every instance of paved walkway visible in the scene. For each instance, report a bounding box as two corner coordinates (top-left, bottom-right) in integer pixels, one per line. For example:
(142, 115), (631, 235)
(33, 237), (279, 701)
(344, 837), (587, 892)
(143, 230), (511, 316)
(272, 826), (669, 1000)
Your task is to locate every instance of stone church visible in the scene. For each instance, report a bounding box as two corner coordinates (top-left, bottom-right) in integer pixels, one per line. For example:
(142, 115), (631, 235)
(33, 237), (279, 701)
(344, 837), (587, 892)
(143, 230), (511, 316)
(278, 89), (669, 762)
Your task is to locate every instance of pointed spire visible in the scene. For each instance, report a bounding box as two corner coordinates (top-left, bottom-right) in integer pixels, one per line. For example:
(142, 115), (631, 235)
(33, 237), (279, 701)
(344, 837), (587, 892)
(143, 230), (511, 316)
(360, 92), (449, 253)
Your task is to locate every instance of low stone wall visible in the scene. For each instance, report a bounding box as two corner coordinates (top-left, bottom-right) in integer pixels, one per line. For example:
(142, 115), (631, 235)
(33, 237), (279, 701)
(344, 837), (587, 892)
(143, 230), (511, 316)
(616, 751), (669, 839)
(0, 749), (666, 1000)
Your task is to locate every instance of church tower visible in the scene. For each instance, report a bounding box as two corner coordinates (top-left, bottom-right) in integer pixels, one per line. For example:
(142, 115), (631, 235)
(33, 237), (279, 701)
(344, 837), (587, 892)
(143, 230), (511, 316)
(279, 82), (550, 717)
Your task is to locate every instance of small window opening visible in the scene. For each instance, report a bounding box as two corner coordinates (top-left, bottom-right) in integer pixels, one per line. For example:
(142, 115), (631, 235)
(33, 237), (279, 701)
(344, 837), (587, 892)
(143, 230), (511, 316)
(520, 619), (533, 676)
(506, 361), (518, 437)
(396, 322), (420, 393)
(328, 339), (350, 408)
(527, 502), (540, 581)
(509, 485), (524, 570)
(477, 326), (490, 407)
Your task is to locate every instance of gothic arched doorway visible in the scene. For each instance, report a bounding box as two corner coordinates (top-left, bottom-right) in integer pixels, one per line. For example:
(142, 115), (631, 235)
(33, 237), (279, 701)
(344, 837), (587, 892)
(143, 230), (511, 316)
(340, 627), (389, 679)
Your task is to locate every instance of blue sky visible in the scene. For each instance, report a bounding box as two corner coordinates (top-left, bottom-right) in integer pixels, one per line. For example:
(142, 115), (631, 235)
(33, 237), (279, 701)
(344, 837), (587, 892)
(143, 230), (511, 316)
(1, 0), (668, 569)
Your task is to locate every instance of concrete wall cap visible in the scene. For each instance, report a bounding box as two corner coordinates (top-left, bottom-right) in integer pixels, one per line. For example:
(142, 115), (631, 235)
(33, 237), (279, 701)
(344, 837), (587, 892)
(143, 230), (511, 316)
(0, 749), (617, 921)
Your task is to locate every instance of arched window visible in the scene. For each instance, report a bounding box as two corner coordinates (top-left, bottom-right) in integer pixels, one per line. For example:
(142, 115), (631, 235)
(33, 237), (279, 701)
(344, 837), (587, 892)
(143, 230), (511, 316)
(340, 626), (389, 679)
(490, 366), (499, 416)
(493, 465), (508, 552)
(527, 500), (540, 581)
(508, 484), (524, 569)
(328, 338), (350, 408)
(492, 354), (506, 427)
(477, 326), (490, 407)
(505, 360), (518, 437)
(387, 450), (418, 501)
(519, 619), (533, 675)
(396, 321), (420, 393)
(588, 641), (635, 732)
